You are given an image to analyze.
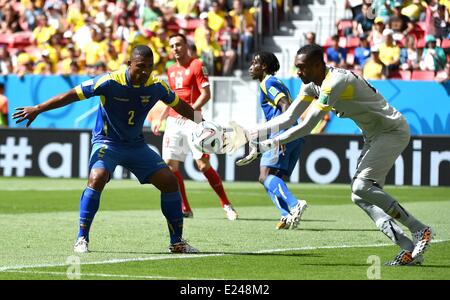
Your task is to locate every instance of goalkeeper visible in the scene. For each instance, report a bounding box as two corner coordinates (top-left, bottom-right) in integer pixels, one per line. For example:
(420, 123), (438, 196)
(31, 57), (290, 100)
(236, 44), (433, 266)
(245, 51), (308, 230)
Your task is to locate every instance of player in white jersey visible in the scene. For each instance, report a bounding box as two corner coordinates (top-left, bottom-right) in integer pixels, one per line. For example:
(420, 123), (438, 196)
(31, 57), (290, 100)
(236, 44), (433, 266)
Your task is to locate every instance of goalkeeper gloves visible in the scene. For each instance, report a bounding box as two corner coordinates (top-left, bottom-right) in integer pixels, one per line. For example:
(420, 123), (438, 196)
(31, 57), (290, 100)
(235, 138), (279, 166)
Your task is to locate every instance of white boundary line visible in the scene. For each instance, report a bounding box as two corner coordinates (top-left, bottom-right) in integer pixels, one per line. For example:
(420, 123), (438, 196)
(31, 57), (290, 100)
(3, 270), (222, 280)
(1, 239), (447, 273)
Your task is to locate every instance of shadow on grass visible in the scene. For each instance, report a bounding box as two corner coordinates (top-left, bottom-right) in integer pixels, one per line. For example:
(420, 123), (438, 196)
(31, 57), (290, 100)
(298, 228), (379, 232)
(211, 218), (337, 222)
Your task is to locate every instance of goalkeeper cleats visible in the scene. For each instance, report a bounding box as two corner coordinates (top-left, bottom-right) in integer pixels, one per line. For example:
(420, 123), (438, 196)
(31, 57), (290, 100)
(412, 226), (433, 259)
(169, 240), (199, 254)
(73, 237), (89, 253)
(384, 250), (423, 266)
(223, 204), (238, 221)
(289, 200), (308, 229)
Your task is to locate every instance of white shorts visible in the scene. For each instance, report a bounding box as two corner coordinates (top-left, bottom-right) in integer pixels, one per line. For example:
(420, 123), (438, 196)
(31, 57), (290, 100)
(162, 116), (204, 161)
(354, 123), (410, 187)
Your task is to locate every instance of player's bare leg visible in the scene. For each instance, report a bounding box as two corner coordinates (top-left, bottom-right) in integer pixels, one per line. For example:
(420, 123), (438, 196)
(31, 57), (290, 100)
(196, 156), (238, 220)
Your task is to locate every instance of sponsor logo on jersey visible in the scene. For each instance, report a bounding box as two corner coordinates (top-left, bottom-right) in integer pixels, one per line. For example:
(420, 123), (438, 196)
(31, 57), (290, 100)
(140, 96), (151, 105)
(268, 86), (279, 97)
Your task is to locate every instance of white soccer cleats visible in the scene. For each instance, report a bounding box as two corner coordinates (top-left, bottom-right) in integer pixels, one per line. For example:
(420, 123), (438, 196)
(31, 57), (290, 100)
(73, 237), (89, 253)
(289, 200), (308, 229)
(223, 204), (238, 221)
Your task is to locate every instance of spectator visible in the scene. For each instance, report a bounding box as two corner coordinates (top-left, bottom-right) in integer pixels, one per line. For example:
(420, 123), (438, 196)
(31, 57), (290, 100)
(14, 51), (34, 76)
(0, 82), (8, 127)
(401, 0), (426, 22)
(354, 33), (371, 70)
(173, 0), (199, 19)
(0, 46), (13, 75)
(207, 0), (226, 33)
(435, 61), (450, 83)
(194, 12), (211, 53)
(0, 2), (22, 34)
(46, 3), (64, 31)
(151, 27), (171, 74)
(116, 14), (131, 43)
(352, 3), (374, 37)
(31, 14), (56, 46)
(379, 28), (401, 72)
(94, 1), (114, 28)
(197, 27), (223, 75)
(386, 2), (415, 42)
(58, 43), (80, 75)
(326, 34), (347, 68)
(432, 4), (450, 42)
(105, 41), (126, 72)
(371, 0), (396, 23)
(34, 50), (54, 74)
(229, 0), (256, 62)
(83, 27), (107, 72)
(20, 0), (43, 31)
(363, 45), (387, 80)
(371, 17), (386, 46)
(218, 15), (238, 75)
(400, 34), (420, 70)
(344, 0), (364, 20)
(138, 0), (163, 29)
(420, 34), (447, 71)
(303, 31), (317, 46)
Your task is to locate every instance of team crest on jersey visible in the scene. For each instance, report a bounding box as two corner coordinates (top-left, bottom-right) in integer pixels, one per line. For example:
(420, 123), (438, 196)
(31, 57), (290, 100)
(140, 96), (151, 105)
(268, 86), (279, 97)
(185, 69), (190, 76)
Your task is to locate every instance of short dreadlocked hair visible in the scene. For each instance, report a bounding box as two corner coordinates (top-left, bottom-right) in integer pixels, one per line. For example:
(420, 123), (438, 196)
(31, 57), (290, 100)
(253, 51), (280, 75)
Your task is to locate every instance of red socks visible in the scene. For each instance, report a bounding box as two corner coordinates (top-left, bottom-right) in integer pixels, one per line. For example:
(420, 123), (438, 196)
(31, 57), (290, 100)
(173, 170), (191, 212)
(203, 167), (231, 207)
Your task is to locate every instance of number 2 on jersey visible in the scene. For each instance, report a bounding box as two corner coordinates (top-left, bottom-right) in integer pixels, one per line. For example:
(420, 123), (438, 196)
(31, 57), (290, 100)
(128, 110), (135, 125)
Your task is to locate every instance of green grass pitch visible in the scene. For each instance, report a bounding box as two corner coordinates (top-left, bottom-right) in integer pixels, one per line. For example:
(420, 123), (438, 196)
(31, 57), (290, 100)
(0, 177), (449, 280)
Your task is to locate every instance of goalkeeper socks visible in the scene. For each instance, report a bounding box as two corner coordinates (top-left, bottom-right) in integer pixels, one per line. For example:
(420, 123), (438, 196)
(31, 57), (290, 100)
(173, 170), (192, 212)
(161, 191), (184, 244)
(203, 167), (231, 207)
(266, 190), (291, 217)
(264, 175), (299, 210)
(77, 187), (101, 241)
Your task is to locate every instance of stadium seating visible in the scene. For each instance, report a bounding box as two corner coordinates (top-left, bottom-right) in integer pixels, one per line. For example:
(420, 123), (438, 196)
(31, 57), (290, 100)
(441, 39), (450, 49)
(336, 19), (353, 37)
(388, 70), (412, 80)
(411, 70), (435, 80)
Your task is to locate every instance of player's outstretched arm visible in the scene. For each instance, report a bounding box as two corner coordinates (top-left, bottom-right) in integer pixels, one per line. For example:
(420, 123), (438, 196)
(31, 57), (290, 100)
(12, 89), (81, 127)
(236, 105), (326, 166)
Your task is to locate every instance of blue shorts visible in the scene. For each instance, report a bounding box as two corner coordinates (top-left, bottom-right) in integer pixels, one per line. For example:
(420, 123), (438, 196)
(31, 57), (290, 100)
(89, 142), (168, 184)
(260, 138), (304, 177)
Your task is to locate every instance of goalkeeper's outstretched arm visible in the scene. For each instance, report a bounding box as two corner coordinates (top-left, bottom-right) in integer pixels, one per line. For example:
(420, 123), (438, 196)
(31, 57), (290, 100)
(254, 98), (312, 138)
(275, 104), (327, 144)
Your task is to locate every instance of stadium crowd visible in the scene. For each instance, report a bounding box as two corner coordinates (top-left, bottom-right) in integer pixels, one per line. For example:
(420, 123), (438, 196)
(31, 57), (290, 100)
(327, 0), (450, 81)
(0, 0), (258, 77)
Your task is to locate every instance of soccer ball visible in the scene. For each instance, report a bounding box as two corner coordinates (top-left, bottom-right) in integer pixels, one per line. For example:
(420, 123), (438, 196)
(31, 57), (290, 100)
(191, 121), (225, 154)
